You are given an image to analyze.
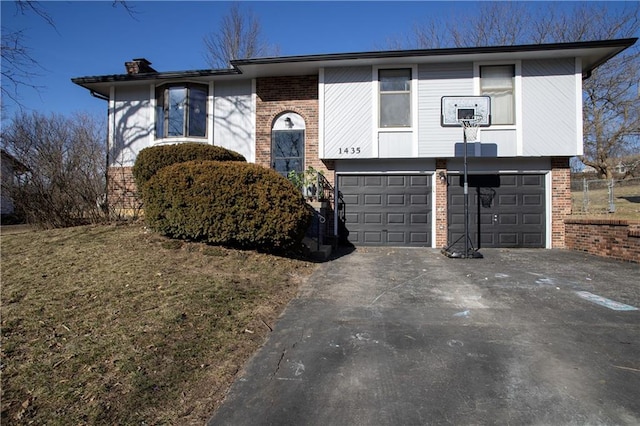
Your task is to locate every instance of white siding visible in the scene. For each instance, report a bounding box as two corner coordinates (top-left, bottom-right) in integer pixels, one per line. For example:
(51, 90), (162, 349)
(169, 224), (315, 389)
(418, 62), (474, 157)
(522, 58), (578, 156)
(323, 67), (373, 158)
(111, 86), (153, 166)
(214, 80), (254, 162)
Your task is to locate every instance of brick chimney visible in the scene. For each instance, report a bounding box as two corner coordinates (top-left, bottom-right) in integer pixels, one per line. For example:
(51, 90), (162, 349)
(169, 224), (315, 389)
(125, 58), (157, 75)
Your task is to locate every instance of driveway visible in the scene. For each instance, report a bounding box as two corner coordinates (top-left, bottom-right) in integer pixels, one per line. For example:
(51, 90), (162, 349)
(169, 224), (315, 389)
(208, 248), (640, 425)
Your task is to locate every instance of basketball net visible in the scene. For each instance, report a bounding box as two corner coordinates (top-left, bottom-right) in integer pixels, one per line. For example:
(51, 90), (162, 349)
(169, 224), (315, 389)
(459, 115), (483, 142)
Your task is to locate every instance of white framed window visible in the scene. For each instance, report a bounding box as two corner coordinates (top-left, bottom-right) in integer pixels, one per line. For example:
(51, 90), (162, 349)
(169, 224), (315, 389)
(155, 83), (208, 139)
(271, 113), (305, 177)
(379, 68), (412, 128)
(480, 65), (515, 125)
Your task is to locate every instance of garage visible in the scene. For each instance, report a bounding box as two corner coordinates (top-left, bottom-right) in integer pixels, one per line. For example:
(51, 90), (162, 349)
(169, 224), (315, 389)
(447, 174), (545, 248)
(339, 174), (432, 246)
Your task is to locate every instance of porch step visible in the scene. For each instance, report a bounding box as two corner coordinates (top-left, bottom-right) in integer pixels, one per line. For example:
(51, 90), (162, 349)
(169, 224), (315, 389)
(302, 237), (332, 261)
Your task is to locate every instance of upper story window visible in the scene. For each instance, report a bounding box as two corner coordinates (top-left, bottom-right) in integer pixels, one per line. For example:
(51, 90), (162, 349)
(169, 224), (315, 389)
(480, 65), (515, 125)
(155, 84), (207, 139)
(379, 68), (411, 128)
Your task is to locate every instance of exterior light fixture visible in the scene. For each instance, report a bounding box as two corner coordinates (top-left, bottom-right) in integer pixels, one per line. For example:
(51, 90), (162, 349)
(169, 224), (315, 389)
(284, 117), (294, 128)
(439, 171), (447, 183)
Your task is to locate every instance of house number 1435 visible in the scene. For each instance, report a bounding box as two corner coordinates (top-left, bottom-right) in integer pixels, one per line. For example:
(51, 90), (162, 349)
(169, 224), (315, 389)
(339, 147), (361, 155)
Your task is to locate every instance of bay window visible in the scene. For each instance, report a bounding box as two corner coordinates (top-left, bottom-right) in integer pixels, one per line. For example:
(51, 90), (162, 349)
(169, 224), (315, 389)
(156, 84), (207, 139)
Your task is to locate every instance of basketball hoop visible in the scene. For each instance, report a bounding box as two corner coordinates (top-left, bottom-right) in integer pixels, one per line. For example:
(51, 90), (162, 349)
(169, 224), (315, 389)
(459, 114), (483, 142)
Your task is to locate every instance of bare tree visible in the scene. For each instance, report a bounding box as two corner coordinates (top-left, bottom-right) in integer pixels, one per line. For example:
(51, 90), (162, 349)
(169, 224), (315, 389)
(0, 112), (108, 228)
(203, 2), (279, 69)
(1, 0), (136, 111)
(408, 3), (639, 179)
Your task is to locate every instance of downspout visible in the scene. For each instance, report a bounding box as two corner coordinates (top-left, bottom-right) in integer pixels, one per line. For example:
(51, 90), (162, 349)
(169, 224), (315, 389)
(90, 90), (110, 214)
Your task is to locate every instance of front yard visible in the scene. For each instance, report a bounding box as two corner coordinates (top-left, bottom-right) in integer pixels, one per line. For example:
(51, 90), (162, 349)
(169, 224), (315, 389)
(0, 224), (315, 424)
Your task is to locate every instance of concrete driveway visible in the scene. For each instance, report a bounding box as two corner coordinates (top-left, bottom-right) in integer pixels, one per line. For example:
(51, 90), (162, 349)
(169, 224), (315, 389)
(208, 248), (640, 425)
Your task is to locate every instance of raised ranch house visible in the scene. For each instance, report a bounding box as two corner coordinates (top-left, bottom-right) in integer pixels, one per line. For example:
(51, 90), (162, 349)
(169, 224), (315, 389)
(72, 38), (636, 249)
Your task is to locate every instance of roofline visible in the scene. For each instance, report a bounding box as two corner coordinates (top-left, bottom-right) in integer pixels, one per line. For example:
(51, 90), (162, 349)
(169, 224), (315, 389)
(71, 68), (239, 85)
(72, 38), (637, 86)
(231, 38), (637, 69)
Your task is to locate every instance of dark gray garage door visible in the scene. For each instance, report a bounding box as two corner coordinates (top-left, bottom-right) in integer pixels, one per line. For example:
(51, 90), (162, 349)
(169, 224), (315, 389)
(339, 174), (432, 246)
(448, 174), (545, 248)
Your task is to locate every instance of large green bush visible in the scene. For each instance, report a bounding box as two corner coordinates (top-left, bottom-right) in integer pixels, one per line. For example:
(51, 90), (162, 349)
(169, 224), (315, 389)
(143, 161), (312, 251)
(132, 143), (246, 187)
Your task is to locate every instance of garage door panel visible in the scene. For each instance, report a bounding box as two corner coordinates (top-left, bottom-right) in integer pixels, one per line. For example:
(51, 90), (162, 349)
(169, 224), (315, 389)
(364, 176), (383, 186)
(387, 176), (406, 186)
(448, 174), (545, 248)
(364, 194), (382, 205)
(339, 174), (432, 247)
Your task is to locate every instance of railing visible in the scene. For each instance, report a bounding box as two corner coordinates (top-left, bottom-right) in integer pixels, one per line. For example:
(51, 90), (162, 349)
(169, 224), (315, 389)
(305, 171), (345, 248)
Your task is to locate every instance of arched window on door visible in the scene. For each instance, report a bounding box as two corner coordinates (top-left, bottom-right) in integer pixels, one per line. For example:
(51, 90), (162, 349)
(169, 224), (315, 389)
(271, 113), (305, 177)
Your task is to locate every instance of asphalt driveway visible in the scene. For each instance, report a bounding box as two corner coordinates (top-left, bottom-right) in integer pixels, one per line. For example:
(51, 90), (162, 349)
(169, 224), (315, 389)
(208, 248), (640, 425)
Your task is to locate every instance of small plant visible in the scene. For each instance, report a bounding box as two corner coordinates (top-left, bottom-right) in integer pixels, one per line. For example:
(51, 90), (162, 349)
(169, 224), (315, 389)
(288, 166), (324, 201)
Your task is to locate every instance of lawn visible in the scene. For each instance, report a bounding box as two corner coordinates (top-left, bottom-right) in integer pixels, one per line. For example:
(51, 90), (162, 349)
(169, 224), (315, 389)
(571, 179), (640, 221)
(0, 223), (316, 425)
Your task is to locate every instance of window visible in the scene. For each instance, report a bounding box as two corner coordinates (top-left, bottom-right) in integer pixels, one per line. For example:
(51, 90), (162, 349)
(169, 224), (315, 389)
(480, 65), (515, 125)
(155, 84), (207, 139)
(379, 68), (411, 128)
(271, 113), (305, 177)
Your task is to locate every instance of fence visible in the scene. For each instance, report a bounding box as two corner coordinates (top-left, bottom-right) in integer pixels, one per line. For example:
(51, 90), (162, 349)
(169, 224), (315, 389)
(571, 177), (640, 218)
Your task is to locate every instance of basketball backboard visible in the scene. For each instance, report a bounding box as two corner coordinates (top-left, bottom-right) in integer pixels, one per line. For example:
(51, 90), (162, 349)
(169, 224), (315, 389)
(441, 96), (491, 127)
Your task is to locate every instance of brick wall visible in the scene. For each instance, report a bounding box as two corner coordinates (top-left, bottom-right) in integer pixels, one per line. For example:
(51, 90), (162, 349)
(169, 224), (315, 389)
(565, 218), (640, 263)
(435, 159), (448, 248)
(551, 157), (572, 248)
(107, 166), (143, 215)
(255, 75), (334, 185)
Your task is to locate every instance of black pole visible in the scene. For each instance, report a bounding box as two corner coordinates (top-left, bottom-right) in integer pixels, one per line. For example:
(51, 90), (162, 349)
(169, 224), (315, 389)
(463, 127), (469, 258)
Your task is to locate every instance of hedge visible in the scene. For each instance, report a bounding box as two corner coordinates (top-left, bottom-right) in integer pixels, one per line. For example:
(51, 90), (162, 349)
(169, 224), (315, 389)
(143, 160), (312, 251)
(132, 143), (246, 188)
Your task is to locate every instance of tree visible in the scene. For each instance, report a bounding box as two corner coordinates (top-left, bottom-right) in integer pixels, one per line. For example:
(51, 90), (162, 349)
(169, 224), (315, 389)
(1, 0), (136, 111)
(203, 2), (279, 69)
(0, 112), (107, 227)
(408, 3), (639, 179)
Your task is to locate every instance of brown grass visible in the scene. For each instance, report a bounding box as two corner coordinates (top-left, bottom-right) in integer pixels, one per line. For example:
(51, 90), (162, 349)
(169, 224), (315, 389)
(571, 181), (640, 221)
(0, 223), (316, 425)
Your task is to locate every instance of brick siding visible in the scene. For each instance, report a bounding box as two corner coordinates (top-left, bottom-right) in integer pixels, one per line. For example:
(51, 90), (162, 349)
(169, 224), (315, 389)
(565, 218), (640, 263)
(551, 157), (572, 248)
(435, 159), (448, 248)
(107, 166), (143, 214)
(255, 75), (334, 185)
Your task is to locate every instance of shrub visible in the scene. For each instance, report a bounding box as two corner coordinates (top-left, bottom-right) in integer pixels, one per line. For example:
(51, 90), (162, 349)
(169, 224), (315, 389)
(132, 143), (246, 187)
(143, 161), (312, 251)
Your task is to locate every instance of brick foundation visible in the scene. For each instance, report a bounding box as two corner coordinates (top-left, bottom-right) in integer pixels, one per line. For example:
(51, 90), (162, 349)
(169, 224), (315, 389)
(551, 157), (572, 248)
(107, 166), (143, 215)
(565, 219), (640, 263)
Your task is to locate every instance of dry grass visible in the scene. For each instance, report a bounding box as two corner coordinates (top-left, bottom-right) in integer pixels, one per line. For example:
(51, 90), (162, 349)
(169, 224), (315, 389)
(0, 223), (316, 425)
(571, 180), (640, 221)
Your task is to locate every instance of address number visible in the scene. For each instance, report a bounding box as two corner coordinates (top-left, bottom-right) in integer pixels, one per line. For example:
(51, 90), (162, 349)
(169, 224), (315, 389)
(338, 147), (361, 155)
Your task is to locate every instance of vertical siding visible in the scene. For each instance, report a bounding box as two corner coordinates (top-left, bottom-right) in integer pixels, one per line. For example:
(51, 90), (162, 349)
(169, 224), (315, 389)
(214, 80), (254, 162)
(323, 67), (373, 158)
(112, 86), (153, 167)
(418, 62), (474, 157)
(522, 58), (578, 156)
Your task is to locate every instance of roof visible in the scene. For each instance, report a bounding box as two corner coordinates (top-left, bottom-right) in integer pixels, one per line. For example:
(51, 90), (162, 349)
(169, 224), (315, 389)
(72, 38), (637, 97)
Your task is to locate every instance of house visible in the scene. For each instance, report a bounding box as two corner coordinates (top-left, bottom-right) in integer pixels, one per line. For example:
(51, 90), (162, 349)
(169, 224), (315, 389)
(1, 150), (28, 217)
(72, 38), (637, 249)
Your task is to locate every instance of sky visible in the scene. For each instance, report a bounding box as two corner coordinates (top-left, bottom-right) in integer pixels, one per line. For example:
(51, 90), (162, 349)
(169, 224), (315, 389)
(1, 1), (636, 121)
